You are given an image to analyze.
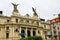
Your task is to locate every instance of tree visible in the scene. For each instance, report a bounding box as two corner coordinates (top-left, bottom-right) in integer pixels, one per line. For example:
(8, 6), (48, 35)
(20, 36), (43, 40)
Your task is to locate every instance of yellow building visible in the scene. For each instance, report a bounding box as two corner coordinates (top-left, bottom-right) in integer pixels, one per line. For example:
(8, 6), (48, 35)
(0, 3), (50, 40)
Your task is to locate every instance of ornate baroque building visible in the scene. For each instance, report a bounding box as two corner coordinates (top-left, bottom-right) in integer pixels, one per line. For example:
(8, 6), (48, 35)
(0, 3), (50, 40)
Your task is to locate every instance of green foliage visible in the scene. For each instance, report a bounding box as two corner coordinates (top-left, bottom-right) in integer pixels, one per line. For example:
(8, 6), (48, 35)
(20, 36), (43, 40)
(58, 14), (60, 17)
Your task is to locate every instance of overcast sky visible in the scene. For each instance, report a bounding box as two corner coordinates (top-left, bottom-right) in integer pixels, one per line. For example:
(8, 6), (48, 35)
(0, 0), (60, 21)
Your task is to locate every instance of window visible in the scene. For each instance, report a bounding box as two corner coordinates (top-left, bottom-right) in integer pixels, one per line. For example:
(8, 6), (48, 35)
(54, 31), (56, 34)
(37, 22), (39, 25)
(6, 33), (9, 39)
(38, 30), (40, 34)
(7, 20), (10, 22)
(44, 25), (46, 28)
(33, 31), (36, 36)
(6, 26), (9, 30)
(14, 29), (19, 32)
(26, 20), (29, 23)
(53, 26), (55, 29)
(16, 18), (18, 23)
(58, 27), (59, 30)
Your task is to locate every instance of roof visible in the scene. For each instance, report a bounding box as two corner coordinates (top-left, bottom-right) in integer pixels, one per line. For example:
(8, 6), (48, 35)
(49, 17), (60, 24)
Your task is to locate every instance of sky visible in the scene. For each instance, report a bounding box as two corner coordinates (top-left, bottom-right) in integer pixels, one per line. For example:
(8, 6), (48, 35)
(0, 0), (60, 21)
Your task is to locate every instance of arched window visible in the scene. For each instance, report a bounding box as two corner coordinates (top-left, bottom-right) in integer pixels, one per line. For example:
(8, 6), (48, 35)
(38, 30), (40, 34)
(27, 30), (30, 37)
(33, 31), (36, 36)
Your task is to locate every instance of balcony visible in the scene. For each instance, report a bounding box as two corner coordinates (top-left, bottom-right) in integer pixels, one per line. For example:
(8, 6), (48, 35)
(4, 21), (13, 24)
(20, 22), (38, 27)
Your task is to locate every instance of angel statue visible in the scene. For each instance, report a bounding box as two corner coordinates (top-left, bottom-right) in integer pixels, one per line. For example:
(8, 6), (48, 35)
(12, 3), (19, 12)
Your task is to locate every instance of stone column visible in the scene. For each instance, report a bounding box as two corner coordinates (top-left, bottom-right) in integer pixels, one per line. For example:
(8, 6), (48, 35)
(25, 28), (27, 37)
(20, 27), (21, 38)
(13, 26), (14, 40)
(36, 29), (38, 36)
(31, 28), (33, 36)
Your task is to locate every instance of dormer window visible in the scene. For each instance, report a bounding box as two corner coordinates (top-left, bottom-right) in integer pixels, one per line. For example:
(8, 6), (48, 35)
(16, 18), (18, 23)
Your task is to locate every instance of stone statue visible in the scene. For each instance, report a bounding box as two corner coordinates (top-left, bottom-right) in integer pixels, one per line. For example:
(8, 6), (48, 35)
(12, 3), (19, 13)
(32, 7), (38, 16)
(32, 7), (36, 12)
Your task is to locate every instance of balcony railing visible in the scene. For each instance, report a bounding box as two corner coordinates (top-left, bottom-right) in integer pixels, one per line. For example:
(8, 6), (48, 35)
(4, 21), (38, 27)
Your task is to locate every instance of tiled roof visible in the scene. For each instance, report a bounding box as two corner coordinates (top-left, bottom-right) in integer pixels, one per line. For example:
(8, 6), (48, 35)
(49, 17), (60, 24)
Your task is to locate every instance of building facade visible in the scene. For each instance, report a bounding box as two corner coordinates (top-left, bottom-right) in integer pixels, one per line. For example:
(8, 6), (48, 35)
(49, 17), (60, 40)
(0, 3), (50, 40)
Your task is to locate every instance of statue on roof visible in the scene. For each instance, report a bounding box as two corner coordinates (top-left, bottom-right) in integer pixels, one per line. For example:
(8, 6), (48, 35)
(12, 3), (19, 13)
(32, 7), (36, 12)
(32, 7), (38, 16)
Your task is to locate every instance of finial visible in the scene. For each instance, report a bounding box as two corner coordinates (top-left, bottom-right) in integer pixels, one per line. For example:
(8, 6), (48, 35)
(12, 3), (19, 13)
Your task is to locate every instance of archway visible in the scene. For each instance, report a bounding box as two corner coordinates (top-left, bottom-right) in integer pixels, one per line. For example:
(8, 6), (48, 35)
(33, 30), (36, 36)
(27, 30), (30, 37)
